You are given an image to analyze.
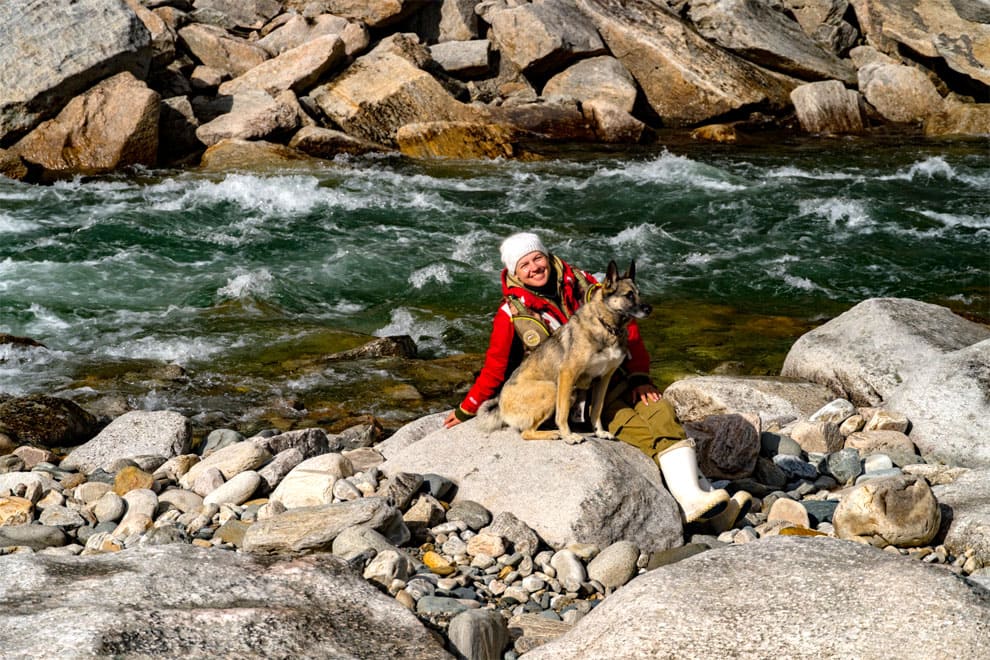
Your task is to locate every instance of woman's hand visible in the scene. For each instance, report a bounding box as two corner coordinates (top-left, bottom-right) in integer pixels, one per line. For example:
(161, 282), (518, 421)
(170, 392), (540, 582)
(631, 384), (662, 406)
(443, 410), (462, 428)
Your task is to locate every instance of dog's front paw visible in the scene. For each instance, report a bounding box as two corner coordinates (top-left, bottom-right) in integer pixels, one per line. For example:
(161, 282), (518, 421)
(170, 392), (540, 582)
(594, 429), (616, 441)
(563, 432), (586, 445)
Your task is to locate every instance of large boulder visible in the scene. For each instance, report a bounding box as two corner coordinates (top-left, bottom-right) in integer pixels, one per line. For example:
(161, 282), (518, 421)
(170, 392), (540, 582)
(195, 90), (301, 146)
(791, 80), (865, 134)
(663, 375), (834, 426)
(257, 14), (369, 58)
(925, 98), (990, 136)
(886, 339), (990, 467)
(396, 121), (521, 159)
(542, 56), (638, 114)
(526, 537), (990, 658)
(178, 23), (269, 77)
(487, 0), (606, 74)
(858, 62), (944, 124)
(688, 0), (857, 83)
(218, 34), (347, 96)
(781, 298), (990, 407)
(575, 0), (796, 126)
(60, 410), (191, 474)
(0, 395), (99, 448)
(848, 0), (990, 88)
(0, 0), (151, 145)
(310, 34), (478, 146)
(12, 72), (159, 175)
(380, 420), (683, 552)
(0, 544), (451, 658)
(933, 467), (990, 568)
(191, 0), (283, 30)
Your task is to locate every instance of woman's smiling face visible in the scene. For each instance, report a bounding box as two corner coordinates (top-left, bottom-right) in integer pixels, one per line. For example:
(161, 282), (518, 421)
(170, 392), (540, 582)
(515, 251), (549, 288)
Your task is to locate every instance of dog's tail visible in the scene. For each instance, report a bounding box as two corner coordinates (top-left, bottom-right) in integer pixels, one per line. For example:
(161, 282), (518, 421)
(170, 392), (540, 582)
(477, 399), (504, 433)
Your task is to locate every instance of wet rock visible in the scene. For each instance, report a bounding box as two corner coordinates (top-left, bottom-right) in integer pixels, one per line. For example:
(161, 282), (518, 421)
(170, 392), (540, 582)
(0, 395), (99, 449)
(396, 121), (521, 159)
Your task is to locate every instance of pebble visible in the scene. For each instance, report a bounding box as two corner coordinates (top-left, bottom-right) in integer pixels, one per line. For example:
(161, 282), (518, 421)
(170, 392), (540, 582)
(855, 468), (903, 484)
(446, 500), (492, 531)
(863, 454), (895, 473)
(550, 550), (587, 593)
(587, 541), (639, 590)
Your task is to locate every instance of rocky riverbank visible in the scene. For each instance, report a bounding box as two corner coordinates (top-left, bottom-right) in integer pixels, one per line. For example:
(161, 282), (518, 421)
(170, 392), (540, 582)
(1, 297), (989, 657)
(2, 0), (989, 183)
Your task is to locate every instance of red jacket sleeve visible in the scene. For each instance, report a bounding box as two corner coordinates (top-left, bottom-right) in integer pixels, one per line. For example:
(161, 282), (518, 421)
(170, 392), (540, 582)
(456, 307), (518, 418)
(623, 320), (653, 388)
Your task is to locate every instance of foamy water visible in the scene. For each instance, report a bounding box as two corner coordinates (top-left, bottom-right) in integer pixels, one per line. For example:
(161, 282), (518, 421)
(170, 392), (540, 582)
(1, 140), (986, 419)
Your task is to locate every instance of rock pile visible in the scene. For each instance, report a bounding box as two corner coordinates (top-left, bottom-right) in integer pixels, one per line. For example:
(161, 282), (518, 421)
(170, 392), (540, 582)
(1, 296), (988, 657)
(2, 0), (989, 181)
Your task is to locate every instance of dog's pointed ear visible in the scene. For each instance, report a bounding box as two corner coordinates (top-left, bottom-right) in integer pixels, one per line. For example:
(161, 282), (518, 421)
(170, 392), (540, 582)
(606, 260), (619, 287)
(625, 260), (636, 281)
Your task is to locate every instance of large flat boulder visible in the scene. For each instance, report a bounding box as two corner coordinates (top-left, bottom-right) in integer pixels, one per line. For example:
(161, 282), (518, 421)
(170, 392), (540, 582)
(0, 544), (451, 659)
(0, 0), (151, 145)
(526, 536), (990, 658)
(688, 0), (856, 83)
(781, 298), (990, 406)
(12, 72), (159, 175)
(575, 0), (796, 126)
(663, 375), (834, 426)
(380, 420), (683, 552)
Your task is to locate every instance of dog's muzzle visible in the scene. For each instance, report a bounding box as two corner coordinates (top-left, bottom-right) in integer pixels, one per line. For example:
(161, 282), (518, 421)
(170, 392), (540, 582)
(633, 303), (652, 318)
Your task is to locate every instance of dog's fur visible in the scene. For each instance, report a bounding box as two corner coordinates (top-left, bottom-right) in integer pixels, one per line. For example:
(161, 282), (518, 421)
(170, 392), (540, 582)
(479, 261), (651, 444)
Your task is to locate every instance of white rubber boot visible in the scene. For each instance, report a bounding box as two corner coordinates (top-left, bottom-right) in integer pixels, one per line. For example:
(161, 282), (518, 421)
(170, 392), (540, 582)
(699, 475), (753, 533)
(656, 439), (730, 523)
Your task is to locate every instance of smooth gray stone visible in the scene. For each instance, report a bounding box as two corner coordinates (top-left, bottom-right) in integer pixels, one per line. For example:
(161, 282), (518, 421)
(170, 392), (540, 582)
(826, 448), (862, 485)
(446, 500), (492, 531)
(416, 595), (473, 616)
(0, 524), (67, 550)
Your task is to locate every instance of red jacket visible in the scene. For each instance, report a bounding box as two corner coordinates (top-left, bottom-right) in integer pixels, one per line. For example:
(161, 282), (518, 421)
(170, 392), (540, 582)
(455, 256), (652, 419)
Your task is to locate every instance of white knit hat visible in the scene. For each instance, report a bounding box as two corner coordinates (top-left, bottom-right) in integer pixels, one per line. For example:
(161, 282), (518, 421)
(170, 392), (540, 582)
(500, 232), (547, 274)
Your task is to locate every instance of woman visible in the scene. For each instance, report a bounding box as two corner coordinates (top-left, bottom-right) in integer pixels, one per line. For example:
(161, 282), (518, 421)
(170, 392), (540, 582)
(444, 232), (747, 525)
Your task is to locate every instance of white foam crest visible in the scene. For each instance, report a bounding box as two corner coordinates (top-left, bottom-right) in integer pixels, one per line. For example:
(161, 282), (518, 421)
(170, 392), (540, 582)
(682, 252), (714, 266)
(0, 214), (39, 234)
(374, 307), (450, 354)
(409, 264), (452, 289)
(217, 268), (274, 300)
(26, 303), (71, 331)
(452, 229), (499, 263)
(880, 156), (956, 182)
(150, 174), (324, 215)
(766, 166), (858, 181)
(97, 335), (228, 362)
(596, 152), (746, 192)
(767, 265), (827, 292)
(797, 198), (873, 229)
(916, 209), (990, 230)
(607, 223), (664, 248)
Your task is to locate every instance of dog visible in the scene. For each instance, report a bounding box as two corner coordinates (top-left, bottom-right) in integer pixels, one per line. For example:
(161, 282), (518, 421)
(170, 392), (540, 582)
(479, 260), (652, 444)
